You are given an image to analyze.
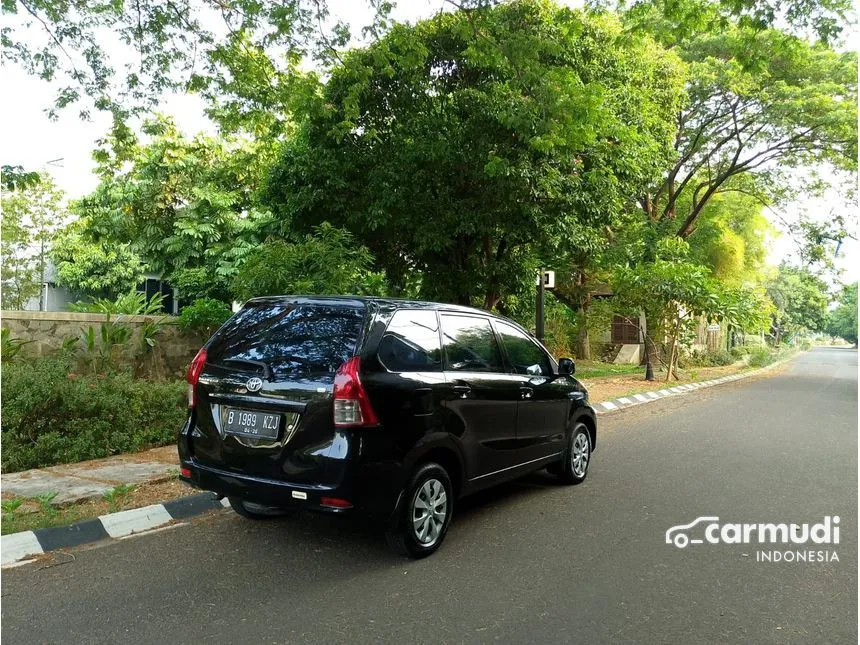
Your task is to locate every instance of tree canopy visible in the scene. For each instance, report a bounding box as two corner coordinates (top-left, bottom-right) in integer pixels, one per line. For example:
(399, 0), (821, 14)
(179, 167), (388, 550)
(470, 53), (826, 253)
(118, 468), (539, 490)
(265, 1), (685, 307)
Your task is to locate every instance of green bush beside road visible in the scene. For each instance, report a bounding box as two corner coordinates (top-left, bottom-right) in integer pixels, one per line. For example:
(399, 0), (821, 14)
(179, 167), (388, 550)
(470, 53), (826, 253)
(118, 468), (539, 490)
(1, 355), (186, 473)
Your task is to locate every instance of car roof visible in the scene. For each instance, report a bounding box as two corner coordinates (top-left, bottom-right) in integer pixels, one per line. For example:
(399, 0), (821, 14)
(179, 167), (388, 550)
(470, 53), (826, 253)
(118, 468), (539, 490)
(245, 295), (502, 318)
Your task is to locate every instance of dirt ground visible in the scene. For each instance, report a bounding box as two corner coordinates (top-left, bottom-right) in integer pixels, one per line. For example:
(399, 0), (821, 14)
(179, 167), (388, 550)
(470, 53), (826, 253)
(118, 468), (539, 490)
(2, 478), (198, 535)
(580, 362), (755, 402)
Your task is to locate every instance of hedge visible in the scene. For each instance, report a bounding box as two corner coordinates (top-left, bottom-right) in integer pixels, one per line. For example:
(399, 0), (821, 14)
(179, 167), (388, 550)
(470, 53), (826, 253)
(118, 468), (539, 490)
(1, 355), (186, 473)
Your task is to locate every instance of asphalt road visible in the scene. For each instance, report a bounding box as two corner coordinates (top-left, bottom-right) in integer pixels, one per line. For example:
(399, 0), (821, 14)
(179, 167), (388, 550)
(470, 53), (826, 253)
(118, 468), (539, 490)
(2, 348), (857, 644)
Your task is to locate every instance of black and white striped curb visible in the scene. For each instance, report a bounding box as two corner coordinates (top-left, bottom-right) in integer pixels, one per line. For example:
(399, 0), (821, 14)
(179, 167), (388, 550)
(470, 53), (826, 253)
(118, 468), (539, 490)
(591, 356), (794, 415)
(1, 492), (231, 567)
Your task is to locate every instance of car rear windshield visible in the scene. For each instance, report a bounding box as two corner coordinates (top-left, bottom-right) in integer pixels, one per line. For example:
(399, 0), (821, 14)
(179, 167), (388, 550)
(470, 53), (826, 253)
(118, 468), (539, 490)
(206, 302), (365, 377)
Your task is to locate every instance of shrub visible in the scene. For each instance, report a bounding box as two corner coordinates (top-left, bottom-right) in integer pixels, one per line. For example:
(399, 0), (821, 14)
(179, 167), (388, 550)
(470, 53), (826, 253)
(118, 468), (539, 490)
(730, 345), (753, 359)
(1, 355), (186, 472)
(177, 298), (233, 338)
(747, 346), (776, 368)
(684, 349), (735, 367)
(1, 328), (31, 363)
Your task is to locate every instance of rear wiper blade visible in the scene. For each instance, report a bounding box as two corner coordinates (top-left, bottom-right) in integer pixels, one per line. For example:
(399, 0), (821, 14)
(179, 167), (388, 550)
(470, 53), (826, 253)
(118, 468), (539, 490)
(221, 358), (271, 379)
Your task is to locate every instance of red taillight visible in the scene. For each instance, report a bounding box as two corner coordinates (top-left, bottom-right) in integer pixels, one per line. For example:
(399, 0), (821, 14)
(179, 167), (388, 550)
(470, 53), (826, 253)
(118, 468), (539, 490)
(332, 356), (379, 427)
(180, 467), (191, 478)
(187, 348), (207, 408)
(320, 497), (353, 509)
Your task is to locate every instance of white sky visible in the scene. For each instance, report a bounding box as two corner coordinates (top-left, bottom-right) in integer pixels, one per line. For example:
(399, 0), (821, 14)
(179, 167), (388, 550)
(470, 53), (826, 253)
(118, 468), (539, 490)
(0, 0), (855, 283)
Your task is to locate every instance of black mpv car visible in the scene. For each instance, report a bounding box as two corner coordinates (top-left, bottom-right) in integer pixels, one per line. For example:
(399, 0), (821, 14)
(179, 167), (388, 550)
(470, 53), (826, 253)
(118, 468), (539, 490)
(178, 296), (597, 557)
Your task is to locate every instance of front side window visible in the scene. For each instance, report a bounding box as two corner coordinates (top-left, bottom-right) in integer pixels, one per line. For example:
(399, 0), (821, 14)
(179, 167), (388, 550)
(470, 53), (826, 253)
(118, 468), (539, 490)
(377, 309), (442, 372)
(495, 321), (553, 376)
(440, 314), (504, 373)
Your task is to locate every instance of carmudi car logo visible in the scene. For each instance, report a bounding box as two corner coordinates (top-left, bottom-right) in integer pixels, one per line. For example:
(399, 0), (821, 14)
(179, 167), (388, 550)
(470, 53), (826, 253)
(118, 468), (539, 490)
(666, 516), (840, 563)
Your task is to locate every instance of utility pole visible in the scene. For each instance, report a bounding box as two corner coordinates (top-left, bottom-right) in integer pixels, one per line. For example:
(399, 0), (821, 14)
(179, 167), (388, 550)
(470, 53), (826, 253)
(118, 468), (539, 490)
(536, 268), (545, 343)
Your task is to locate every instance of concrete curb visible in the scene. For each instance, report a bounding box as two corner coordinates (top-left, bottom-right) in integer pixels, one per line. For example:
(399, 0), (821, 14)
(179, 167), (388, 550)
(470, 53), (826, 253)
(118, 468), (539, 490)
(1, 492), (228, 567)
(591, 353), (797, 415)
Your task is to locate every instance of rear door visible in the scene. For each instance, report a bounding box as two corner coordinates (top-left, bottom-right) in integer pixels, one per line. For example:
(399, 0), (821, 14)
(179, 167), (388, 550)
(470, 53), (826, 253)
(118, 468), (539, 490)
(494, 320), (568, 463)
(361, 308), (447, 440)
(439, 313), (520, 479)
(190, 300), (366, 484)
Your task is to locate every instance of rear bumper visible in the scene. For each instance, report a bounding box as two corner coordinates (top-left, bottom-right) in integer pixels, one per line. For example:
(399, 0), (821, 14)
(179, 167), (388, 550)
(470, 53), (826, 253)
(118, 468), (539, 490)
(178, 433), (404, 519)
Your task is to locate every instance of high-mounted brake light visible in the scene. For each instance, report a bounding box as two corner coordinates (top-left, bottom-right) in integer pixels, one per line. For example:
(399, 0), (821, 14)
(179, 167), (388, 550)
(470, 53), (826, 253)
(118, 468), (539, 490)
(187, 347), (207, 408)
(333, 356), (379, 427)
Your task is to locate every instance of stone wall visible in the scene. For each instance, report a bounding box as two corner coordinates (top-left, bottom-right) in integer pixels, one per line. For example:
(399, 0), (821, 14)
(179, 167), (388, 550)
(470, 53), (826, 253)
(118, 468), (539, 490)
(1, 311), (203, 377)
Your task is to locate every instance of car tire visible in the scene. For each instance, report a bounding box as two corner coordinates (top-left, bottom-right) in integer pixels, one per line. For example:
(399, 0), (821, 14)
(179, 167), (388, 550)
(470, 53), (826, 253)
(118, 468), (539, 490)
(556, 422), (592, 485)
(385, 463), (453, 559)
(227, 497), (287, 519)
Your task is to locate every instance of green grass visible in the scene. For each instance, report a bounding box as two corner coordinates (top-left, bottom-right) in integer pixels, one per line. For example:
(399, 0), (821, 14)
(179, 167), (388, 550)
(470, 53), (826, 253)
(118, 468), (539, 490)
(2, 502), (94, 536)
(574, 361), (643, 379)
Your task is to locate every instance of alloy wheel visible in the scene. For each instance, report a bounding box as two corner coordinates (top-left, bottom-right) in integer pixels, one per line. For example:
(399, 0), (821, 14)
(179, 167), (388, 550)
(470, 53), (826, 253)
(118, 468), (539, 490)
(411, 478), (448, 546)
(571, 431), (590, 478)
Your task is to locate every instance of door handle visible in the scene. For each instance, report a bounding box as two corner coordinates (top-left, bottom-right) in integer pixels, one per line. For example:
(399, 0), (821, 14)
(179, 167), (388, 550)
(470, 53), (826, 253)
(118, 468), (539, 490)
(520, 387), (534, 400)
(451, 385), (471, 399)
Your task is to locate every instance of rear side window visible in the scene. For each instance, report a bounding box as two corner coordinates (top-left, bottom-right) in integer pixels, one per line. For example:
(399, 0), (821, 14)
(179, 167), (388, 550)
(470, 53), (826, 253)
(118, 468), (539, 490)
(207, 303), (364, 376)
(440, 314), (504, 373)
(377, 309), (442, 372)
(495, 321), (553, 376)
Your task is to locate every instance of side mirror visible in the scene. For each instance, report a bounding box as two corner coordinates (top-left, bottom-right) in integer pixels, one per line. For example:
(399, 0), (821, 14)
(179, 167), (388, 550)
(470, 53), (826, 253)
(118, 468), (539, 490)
(558, 357), (575, 376)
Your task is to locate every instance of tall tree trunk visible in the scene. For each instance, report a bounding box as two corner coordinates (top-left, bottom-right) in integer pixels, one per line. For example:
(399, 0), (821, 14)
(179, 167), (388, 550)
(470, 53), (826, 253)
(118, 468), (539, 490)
(577, 319), (591, 360)
(643, 309), (658, 380)
(665, 316), (681, 382)
(577, 294), (591, 360)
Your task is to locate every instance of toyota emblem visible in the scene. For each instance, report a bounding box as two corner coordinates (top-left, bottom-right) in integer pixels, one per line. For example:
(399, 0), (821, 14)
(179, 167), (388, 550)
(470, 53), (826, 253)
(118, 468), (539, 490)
(246, 377), (263, 393)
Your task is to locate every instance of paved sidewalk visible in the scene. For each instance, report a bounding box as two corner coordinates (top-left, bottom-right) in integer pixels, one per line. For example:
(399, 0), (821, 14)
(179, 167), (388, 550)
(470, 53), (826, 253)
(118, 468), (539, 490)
(1, 446), (178, 505)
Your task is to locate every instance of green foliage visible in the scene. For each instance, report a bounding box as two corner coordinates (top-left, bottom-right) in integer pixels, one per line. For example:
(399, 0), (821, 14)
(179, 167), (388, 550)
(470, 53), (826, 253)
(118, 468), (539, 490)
(826, 282), (858, 345)
(1, 0), (393, 127)
(614, 0), (852, 44)
(35, 492), (59, 517)
(70, 289), (165, 316)
(177, 298), (233, 338)
(103, 484), (136, 513)
(687, 189), (772, 284)
(1, 165), (41, 192)
(232, 224), (386, 301)
(51, 225), (145, 299)
(623, 1), (857, 267)
(1, 498), (24, 515)
(267, 2), (685, 307)
(74, 117), (276, 285)
(686, 349), (735, 366)
(169, 267), (232, 303)
(1, 328), (31, 363)
(765, 265), (831, 341)
(747, 345), (778, 367)
(0, 174), (67, 310)
(1, 355), (187, 472)
(613, 238), (730, 378)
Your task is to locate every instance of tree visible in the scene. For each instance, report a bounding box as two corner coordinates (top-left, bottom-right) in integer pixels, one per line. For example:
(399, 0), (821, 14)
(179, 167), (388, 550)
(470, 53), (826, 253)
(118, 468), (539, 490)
(623, 9), (856, 240)
(0, 174), (66, 310)
(765, 265), (830, 342)
(266, 1), (685, 308)
(1, 0), (392, 128)
(608, 1), (857, 375)
(50, 225), (145, 299)
(826, 282), (858, 345)
(612, 238), (727, 380)
(74, 116), (275, 286)
(1, 165), (41, 191)
(686, 188), (772, 284)
(231, 223), (386, 301)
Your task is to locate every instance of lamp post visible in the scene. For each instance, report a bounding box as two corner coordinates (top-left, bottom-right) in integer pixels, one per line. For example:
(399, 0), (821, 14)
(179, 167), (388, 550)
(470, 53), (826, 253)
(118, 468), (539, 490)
(535, 269), (554, 343)
(536, 267), (545, 343)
